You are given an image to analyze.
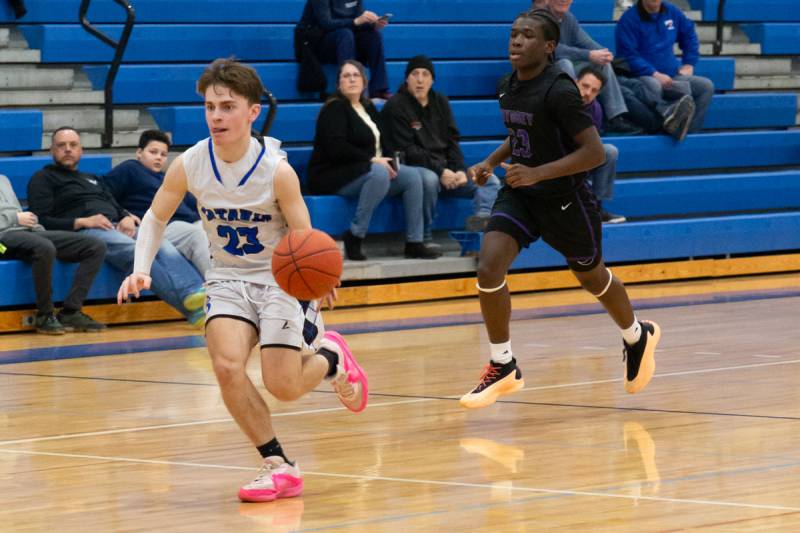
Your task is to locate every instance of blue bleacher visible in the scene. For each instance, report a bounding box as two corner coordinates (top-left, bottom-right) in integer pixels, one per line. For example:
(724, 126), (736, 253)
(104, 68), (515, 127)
(511, 212), (800, 270)
(20, 22), (631, 63)
(0, 110), (43, 153)
(149, 93), (796, 146)
(1, 0), (614, 24)
(3, 0), (800, 315)
(740, 23), (800, 55)
(690, 0), (800, 22)
(84, 57), (735, 104)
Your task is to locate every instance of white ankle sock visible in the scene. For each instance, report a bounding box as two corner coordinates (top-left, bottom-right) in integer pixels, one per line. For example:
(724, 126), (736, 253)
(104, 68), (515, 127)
(490, 341), (513, 365)
(621, 320), (642, 345)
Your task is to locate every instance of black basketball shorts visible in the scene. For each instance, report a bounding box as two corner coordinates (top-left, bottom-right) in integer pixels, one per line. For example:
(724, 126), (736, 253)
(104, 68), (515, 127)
(485, 182), (603, 272)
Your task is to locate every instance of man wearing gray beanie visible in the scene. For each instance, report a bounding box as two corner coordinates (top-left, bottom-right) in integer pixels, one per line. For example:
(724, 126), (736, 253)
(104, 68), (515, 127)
(382, 55), (500, 238)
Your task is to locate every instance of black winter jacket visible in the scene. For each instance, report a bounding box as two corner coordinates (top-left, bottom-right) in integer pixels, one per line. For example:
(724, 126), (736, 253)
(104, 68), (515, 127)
(307, 98), (391, 194)
(380, 86), (466, 177)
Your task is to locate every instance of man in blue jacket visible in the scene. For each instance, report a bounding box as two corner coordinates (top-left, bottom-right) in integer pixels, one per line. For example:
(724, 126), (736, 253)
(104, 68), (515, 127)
(300, 0), (390, 99)
(615, 0), (713, 133)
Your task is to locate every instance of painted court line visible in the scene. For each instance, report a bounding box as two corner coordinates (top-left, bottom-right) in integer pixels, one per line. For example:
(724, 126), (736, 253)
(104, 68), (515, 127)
(0, 397), (430, 446)
(3, 359), (798, 446)
(0, 448), (797, 513)
(519, 358), (800, 392)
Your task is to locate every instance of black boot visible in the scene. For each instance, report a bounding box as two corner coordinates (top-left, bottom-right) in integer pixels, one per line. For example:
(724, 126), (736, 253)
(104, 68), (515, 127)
(343, 230), (367, 261)
(404, 242), (441, 259)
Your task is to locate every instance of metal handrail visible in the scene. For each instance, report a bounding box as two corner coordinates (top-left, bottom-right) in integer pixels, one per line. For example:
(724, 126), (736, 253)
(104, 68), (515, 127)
(79, 0), (135, 148)
(259, 88), (278, 137)
(713, 0), (727, 56)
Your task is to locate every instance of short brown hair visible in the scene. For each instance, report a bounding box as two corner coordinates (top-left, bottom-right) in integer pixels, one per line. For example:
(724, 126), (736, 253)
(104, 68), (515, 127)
(197, 58), (264, 105)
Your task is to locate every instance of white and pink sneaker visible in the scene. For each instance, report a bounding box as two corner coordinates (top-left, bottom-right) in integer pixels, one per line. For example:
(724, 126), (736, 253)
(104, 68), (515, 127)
(238, 456), (303, 503)
(320, 330), (369, 413)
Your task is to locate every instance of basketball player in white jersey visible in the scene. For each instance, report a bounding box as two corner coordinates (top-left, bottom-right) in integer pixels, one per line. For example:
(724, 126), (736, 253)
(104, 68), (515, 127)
(116, 58), (368, 503)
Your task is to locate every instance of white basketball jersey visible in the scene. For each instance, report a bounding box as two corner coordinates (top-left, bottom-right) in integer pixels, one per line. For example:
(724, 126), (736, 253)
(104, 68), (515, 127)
(183, 136), (287, 285)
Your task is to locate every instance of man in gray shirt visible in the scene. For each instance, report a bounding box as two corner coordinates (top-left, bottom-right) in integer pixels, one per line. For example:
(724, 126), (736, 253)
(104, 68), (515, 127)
(543, 0), (642, 134)
(0, 174), (106, 333)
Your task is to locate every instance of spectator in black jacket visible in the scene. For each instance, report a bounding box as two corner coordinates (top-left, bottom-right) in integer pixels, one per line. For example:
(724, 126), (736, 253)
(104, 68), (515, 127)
(382, 56), (501, 237)
(27, 127), (207, 325)
(105, 130), (210, 276)
(299, 0), (390, 99)
(307, 60), (439, 260)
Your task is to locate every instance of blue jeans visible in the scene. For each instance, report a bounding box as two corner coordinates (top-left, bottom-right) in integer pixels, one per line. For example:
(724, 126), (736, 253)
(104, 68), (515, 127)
(557, 58), (628, 120)
(639, 74), (714, 132)
(419, 167), (501, 241)
(81, 228), (204, 317)
(336, 163), (425, 243)
(316, 26), (389, 96)
(589, 144), (618, 201)
(618, 77), (665, 134)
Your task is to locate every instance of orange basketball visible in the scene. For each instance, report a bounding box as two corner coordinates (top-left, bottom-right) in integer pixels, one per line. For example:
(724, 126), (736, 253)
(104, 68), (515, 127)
(272, 229), (343, 300)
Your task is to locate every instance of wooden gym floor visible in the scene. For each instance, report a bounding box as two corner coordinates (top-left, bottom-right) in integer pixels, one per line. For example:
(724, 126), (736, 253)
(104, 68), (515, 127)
(1, 273), (799, 531)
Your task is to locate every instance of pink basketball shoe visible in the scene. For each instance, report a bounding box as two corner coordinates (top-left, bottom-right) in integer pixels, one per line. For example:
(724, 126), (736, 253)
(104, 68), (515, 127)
(320, 330), (369, 413)
(238, 456), (303, 503)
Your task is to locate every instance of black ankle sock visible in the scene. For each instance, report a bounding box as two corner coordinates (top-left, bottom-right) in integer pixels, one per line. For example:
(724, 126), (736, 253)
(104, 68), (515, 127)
(318, 346), (339, 378)
(60, 308), (78, 316)
(257, 437), (289, 462)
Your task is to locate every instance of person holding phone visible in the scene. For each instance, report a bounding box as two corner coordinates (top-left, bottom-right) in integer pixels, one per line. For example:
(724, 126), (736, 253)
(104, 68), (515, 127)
(307, 60), (440, 261)
(299, 0), (392, 100)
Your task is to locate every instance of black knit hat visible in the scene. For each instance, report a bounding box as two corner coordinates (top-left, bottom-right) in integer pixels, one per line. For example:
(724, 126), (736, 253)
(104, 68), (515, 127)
(405, 55), (435, 79)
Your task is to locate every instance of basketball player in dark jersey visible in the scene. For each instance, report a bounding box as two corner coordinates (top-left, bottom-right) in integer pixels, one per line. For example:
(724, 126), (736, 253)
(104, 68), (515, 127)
(460, 9), (661, 409)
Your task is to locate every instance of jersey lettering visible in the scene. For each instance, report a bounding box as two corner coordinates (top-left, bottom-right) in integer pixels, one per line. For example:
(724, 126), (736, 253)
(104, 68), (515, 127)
(217, 225), (265, 256)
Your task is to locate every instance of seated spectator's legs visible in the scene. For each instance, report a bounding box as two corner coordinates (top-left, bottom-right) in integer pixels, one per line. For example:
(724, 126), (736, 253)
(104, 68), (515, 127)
(619, 82), (663, 134)
(389, 165), (425, 243)
(336, 163), (392, 239)
(354, 26), (389, 97)
(418, 169), (500, 240)
(81, 228), (203, 317)
(597, 63), (628, 121)
(418, 167), (440, 242)
(556, 58), (576, 78)
(589, 144), (619, 202)
(675, 75), (714, 132)
(1, 231), (105, 316)
(317, 28), (356, 65)
(165, 220), (210, 277)
(473, 174), (501, 217)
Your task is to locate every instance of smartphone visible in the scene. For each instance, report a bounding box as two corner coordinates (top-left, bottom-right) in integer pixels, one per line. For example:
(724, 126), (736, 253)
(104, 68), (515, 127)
(377, 13), (393, 22)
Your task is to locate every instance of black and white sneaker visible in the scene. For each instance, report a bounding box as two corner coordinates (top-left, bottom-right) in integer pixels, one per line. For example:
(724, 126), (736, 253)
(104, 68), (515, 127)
(623, 321), (661, 394)
(35, 313), (65, 335)
(663, 95), (695, 142)
(601, 209), (627, 224)
(57, 311), (106, 332)
(460, 358), (525, 409)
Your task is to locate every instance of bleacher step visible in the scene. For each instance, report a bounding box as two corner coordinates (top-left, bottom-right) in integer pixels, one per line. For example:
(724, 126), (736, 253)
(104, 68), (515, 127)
(42, 108), (140, 133)
(0, 28), (9, 48)
(60, 129), (156, 150)
(341, 254), (477, 282)
(698, 42), (761, 55)
(0, 66), (74, 89)
(696, 25), (733, 42)
(0, 48), (40, 63)
(0, 89), (103, 106)
(735, 57), (793, 76)
(735, 76), (800, 90)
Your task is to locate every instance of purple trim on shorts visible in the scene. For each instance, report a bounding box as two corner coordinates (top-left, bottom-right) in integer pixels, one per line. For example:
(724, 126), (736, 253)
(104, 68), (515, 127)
(491, 212), (535, 240)
(566, 184), (599, 265)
